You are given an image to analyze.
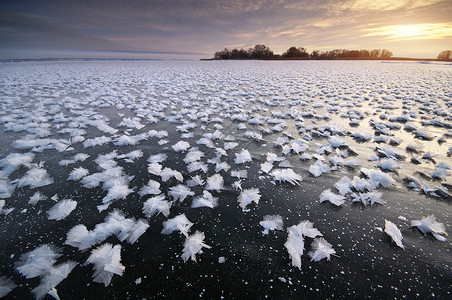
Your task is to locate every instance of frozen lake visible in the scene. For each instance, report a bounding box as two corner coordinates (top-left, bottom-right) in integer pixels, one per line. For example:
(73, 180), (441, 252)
(0, 60), (451, 299)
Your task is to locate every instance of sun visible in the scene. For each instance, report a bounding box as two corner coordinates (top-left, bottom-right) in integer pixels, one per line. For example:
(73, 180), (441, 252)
(393, 25), (422, 38)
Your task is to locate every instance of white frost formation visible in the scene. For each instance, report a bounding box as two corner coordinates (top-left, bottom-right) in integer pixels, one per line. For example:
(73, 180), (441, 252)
(18, 167), (54, 189)
(181, 230), (211, 262)
(259, 215), (284, 235)
(47, 199), (77, 221)
(234, 149), (252, 164)
(15, 244), (76, 299)
(205, 173), (224, 191)
(0, 276), (17, 298)
(319, 189), (345, 206)
(308, 238), (336, 262)
(143, 194), (171, 217)
(172, 141), (190, 152)
(168, 184), (194, 202)
(411, 215), (447, 241)
(285, 221), (322, 269)
(237, 188), (261, 211)
(86, 243), (124, 287)
(192, 191), (219, 209)
(271, 168), (303, 185)
(384, 220), (405, 249)
(161, 213), (193, 236)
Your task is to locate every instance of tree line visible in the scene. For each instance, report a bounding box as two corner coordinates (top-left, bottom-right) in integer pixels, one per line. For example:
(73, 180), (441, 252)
(213, 44), (394, 60)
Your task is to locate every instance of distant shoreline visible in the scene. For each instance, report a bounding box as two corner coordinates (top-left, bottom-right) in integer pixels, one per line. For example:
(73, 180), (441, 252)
(0, 58), (197, 63)
(1, 57), (449, 63)
(201, 57), (451, 62)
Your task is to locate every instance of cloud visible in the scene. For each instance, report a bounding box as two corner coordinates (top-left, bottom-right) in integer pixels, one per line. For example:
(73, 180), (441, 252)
(1, 0), (451, 58)
(348, 0), (444, 11)
(0, 11), (121, 51)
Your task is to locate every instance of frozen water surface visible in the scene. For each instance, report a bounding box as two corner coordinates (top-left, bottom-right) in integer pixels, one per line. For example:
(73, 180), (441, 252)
(0, 60), (451, 299)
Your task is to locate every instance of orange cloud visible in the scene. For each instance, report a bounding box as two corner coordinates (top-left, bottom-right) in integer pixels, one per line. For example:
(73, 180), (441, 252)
(349, 0), (443, 11)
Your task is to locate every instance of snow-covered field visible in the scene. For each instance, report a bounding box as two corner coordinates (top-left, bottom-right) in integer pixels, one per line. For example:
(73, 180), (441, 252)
(0, 60), (451, 299)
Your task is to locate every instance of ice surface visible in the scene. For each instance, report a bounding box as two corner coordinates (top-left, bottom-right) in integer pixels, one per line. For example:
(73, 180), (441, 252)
(1, 60), (451, 298)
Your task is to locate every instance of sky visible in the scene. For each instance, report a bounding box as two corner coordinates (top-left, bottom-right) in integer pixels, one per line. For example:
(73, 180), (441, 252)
(0, 0), (451, 59)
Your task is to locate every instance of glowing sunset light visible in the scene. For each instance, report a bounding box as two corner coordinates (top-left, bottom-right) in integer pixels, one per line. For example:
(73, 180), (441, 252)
(363, 23), (452, 40)
(395, 25), (424, 38)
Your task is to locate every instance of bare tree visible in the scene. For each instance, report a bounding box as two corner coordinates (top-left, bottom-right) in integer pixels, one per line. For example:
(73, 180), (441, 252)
(438, 50), (452, 60)
(370, 49), (381, 58)
(248, 44), (274, 59)
(380, 49), (393, 58)
(282, 47), (309, 58)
